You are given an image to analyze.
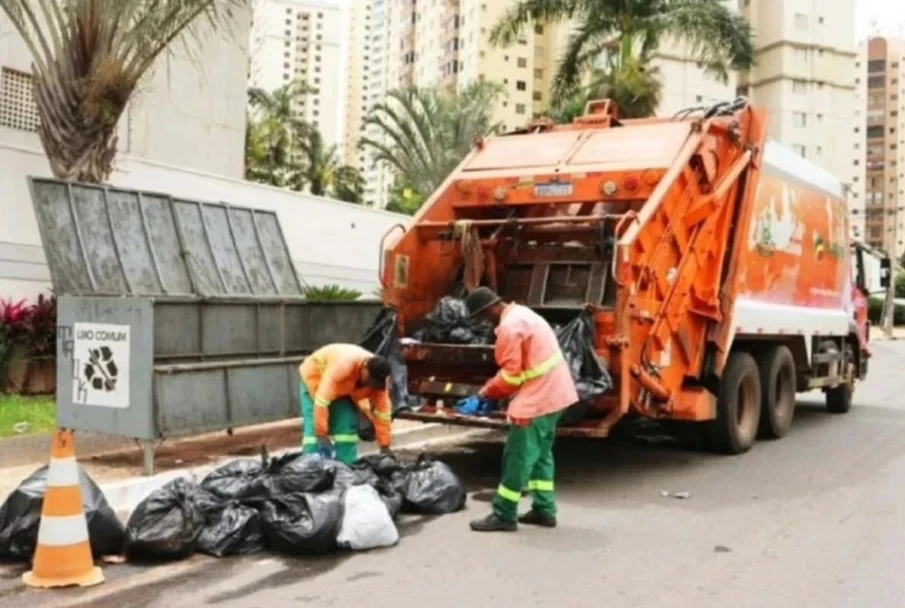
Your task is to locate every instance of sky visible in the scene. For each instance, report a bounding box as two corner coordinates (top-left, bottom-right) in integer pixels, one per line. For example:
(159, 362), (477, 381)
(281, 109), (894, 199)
(857, 0), (905, 39)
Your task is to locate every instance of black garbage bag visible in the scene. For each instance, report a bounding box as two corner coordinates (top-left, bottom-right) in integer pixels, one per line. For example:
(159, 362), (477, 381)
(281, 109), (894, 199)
(196, 500), (265, 558)
(264, 452), (334, 495)
(413, 297), (494, 345)
(260, 490), (344, 555)
(555, 312), (613, 425)
(398, 456), (466, 515)
(324, 459), (372, 490)
(373, 479), (404, 520)
(355, 453), (405, 479)
(198, 459), (266, 504)
(124, 478), (207, 560)
(0, 464), (124, 560)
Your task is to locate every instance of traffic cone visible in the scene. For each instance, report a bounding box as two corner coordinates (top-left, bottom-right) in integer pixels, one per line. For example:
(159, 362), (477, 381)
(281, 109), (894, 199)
(22, 429), (104, 589)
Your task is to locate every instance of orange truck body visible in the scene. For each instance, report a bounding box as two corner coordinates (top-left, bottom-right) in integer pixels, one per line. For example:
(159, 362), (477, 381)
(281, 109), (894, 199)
(379, 99), (880, 452)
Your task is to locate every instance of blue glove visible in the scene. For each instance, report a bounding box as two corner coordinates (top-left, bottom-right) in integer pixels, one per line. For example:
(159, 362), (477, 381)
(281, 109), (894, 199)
(317, 437), (335, 459)
(456, 396), (483, 415)
(456, 396), (496, 416)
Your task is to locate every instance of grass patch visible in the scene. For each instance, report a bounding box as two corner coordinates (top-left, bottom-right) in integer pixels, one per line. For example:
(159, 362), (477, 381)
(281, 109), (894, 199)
(0, 394), (57, 438)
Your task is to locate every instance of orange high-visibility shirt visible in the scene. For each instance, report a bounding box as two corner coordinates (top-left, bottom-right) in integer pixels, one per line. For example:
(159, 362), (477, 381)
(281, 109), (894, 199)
(299, 343), (392, 447)
(479, 304), (578, 421)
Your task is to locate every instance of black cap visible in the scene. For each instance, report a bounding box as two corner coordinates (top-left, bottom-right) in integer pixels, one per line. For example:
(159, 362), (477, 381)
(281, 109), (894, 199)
(465, 287), (502, 318)
(366, 356), (391, 388)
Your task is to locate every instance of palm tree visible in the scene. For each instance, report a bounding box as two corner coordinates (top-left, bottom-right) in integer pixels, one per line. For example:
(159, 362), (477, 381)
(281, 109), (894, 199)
(490, 0), (755, 102)
(0, 0), (248, 183)
(359, 81), (504, 199)
(550, 59), (662, 123)
(245, 80), (316, 187)
(292, 126), (364, 203)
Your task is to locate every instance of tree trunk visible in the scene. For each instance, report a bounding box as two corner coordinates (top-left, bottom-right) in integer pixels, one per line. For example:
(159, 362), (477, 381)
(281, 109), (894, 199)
(32, 73), (125, 183)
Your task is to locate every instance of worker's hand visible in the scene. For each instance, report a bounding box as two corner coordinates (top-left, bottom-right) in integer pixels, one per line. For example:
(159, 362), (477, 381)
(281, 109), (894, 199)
(317, 436), (335, 459)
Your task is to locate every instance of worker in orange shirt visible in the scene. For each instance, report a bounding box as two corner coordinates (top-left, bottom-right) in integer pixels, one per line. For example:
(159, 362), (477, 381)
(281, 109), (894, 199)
(298, 344), (394, 464)
(457, 287), (578, 532)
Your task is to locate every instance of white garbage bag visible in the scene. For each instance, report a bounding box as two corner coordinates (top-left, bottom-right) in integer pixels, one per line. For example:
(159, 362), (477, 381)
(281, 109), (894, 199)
(337, 485), (399, 551)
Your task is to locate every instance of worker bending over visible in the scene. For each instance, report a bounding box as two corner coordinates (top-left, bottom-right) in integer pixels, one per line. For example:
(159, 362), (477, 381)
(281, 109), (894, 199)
(458, 287), (578, 532)
(299, 344), (393, 464)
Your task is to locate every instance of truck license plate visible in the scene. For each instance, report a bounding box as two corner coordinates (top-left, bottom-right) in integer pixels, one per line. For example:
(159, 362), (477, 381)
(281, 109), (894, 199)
(534, 182), (573, 198)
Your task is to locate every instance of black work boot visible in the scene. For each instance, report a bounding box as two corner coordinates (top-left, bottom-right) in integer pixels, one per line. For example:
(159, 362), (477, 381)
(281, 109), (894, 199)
(469, 513), (517, 532)
(518, 510), (557, 528)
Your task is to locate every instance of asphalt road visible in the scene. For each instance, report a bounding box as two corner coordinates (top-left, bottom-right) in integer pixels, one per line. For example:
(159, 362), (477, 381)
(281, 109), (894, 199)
(5, 340), (905, 608)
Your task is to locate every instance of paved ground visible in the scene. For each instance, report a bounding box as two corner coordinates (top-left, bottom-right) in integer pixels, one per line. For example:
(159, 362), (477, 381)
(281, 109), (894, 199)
(4, 340), (905, 607)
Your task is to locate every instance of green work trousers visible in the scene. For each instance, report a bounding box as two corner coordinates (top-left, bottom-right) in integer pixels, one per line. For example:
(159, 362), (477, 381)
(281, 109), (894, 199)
(300, 385), (359, 464)
(493, 410), (563, 523)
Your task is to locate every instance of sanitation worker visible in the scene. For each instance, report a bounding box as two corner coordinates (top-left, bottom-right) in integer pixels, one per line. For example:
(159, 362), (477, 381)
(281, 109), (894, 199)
(298, 344), (393, 464)
(457, 287), (578, 532)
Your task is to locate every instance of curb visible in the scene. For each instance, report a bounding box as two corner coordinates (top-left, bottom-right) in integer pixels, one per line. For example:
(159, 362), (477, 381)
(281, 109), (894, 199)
(100, 423), (483, 514)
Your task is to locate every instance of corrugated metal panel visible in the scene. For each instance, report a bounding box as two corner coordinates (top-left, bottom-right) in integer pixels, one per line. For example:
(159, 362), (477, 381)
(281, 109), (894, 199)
(29, 178), (304, 297)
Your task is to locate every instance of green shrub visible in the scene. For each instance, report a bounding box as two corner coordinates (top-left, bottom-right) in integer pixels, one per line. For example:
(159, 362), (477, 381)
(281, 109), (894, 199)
(868, 297), (905, 326)
(302, 284), (363, 302)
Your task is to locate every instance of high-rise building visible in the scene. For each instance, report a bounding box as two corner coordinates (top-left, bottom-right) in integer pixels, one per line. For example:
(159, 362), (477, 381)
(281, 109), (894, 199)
(249, 0), (348, 149)
(345, 0), (369, 170)
(738, 0), (857, 182)
(849, 37), (905, 259)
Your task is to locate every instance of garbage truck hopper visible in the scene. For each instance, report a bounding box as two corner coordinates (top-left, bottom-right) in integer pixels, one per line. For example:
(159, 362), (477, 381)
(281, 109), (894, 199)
(379, 99), (884, 454)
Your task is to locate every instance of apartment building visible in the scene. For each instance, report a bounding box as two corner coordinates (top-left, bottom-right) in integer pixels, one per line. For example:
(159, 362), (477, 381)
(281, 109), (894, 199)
(738, 0), (857, 182)
(249, 0), (348, 149)
(363, 0), (392, 207)
(849, 37), (905, 259)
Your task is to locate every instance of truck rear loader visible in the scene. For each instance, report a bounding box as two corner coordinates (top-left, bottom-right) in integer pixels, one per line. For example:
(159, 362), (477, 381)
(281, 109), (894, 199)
(378, 98), (888, 454)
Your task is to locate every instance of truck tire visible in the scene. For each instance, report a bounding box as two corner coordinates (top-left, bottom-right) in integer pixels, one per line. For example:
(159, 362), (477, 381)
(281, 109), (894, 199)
(826, 344), (854, 414)
(756, 346), (796, 439)
(706, 351), (762, 455)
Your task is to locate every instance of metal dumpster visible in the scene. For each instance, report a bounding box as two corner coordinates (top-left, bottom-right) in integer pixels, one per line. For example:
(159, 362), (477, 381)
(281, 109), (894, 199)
(31, 178), (380, 474)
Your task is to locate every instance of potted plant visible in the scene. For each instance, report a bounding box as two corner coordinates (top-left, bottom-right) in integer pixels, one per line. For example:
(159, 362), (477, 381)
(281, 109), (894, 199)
(0, 295), (57, 395)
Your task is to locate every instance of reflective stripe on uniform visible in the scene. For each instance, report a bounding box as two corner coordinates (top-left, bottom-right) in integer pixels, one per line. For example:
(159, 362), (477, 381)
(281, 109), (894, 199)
(302, 436), (318, 446)
(314, 397), (330, 408)
(332, 434), (359, 444)
(373, 410), (392, 421)
(501, 351), (564, 387)
(496, 484), (521, 502)
(528, 479), (554, 492)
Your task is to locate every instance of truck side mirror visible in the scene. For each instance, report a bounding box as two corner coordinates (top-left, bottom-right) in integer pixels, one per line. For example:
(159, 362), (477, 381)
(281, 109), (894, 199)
(880, 257), (892, 288)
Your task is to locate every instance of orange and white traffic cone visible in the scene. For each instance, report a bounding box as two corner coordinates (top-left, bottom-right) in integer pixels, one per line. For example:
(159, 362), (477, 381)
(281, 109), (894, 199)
(22, 429), (104, 589)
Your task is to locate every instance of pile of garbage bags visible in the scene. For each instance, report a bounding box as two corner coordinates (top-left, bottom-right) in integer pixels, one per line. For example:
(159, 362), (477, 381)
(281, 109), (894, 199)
(412, 297), (494, 345)
(0, 464), (124, 560)
(0, 451), (466, 562)
(123, 451), (466, 560)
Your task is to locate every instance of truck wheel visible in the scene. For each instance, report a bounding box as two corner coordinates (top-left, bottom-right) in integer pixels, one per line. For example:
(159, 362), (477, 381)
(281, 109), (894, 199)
(756, 346), (796, 439)
(826, 344), (854, 414)
(707, 351), (762, 455)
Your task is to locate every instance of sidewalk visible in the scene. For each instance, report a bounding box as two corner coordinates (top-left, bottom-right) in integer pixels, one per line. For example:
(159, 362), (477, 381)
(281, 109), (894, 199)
(0, 418), (479, 512)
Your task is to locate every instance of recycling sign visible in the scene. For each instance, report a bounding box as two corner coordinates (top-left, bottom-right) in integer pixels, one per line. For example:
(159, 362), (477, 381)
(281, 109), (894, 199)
(72, 322), (130, 408)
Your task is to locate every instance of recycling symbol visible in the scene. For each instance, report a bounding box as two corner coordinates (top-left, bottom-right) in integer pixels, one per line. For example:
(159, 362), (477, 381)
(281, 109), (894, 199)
(84, 346), (119, 392)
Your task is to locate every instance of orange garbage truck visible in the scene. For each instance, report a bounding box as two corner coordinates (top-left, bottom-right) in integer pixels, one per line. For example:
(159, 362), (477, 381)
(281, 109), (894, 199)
(377, 98), (889, 454)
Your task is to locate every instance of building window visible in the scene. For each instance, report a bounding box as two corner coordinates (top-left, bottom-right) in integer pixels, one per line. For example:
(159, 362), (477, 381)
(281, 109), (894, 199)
(794, 13), (808, 28)
(793, 112), (806, 127)
(792, 144), (806, 158)
(533, 91), (542, 101)
(515, 103), (526, 114)
(0, 68), (39, 132)
(792, 80), (807, 94)
(535, 24), (544, 34)
(534, 68), (543, 79)
(516, 80), (526, 91)
(518, 58), (527, 68)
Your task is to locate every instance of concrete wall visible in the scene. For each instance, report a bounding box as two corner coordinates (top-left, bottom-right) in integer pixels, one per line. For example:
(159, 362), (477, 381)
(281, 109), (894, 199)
(0, 142), (411, 302)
